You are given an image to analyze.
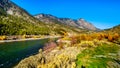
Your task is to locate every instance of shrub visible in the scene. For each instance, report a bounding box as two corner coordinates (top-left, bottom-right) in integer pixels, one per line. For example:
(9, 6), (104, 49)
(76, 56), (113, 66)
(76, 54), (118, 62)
(70, 36), (78, 45)
(79, 41), (95, 48)
(57, 40), (64, 49)
(80, 34), (87, 40)
(113, 33), (119, 40)
(0, 35), (6, 40)
(43, 42), (57, 53)
(108, 35), (113, 42)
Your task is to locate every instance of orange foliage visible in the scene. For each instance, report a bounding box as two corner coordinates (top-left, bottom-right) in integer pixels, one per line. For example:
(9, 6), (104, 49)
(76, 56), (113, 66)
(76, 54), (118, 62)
(108, 35), (113, 42)
(113, 33), (119, 40)
(66, 32), (120, 44)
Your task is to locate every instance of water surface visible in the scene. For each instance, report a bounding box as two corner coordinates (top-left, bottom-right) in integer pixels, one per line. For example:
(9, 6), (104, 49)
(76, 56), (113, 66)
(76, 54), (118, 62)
(0, 38), (50, 68)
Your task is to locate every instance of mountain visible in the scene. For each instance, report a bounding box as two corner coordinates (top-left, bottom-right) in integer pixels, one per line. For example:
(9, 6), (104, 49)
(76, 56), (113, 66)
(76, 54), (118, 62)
(34, 14), (98, 31)
(0, 0), (40, 23)
(0, 0), (84, 35)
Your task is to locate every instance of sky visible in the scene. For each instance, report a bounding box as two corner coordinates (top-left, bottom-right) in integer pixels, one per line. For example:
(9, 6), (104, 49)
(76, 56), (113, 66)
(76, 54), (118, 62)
(11, 0), (120, 29)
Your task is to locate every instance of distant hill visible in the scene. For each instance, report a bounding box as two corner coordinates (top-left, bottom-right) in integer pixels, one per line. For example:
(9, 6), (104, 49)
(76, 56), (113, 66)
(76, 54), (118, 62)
(0, 0), (86, 35)
(34, 14), (98, 31)
(104, 25), (120, 34)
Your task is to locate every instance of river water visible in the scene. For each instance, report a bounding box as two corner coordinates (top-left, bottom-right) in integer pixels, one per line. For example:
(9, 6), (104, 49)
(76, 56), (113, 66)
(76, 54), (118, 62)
(0, 38), (51, 68)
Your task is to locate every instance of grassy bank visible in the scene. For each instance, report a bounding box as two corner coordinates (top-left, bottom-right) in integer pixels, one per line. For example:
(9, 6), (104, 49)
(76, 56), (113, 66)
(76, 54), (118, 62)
(14, 33), (120, 68)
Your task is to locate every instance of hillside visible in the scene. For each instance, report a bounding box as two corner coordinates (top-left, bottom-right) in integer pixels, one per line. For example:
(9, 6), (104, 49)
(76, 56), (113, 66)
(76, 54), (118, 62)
(34, 14), (98, 31)
(104, 25), (120, 34)
(0, 0), (85, 36)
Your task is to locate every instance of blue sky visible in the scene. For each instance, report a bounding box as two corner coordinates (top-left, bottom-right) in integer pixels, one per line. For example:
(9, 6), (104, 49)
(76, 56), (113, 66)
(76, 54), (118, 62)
(11, 0), (120, 29)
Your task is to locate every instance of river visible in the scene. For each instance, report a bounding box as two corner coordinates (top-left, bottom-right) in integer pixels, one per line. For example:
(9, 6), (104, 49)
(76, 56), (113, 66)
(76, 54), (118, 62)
(0, 38), (53, 68)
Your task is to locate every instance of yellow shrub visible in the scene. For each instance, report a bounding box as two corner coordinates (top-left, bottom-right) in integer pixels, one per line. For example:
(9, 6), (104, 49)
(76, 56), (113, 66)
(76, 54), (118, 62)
(22, 34), (26, 39)
(79, 41), (95, 48)
(0, 36), (6, 40)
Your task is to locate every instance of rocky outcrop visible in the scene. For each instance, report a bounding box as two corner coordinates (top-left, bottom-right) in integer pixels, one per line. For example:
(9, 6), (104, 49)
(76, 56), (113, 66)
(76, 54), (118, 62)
(34, 14), (98, 31)
(34, 14), (58, 24)
(76, 18), (97, 30)
(0, 0), (38, 24)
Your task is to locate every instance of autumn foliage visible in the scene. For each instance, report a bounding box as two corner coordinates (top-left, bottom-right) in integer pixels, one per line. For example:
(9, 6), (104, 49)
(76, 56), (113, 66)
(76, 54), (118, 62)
(68, 32), (120, 45)
(0, 36), (6, 40)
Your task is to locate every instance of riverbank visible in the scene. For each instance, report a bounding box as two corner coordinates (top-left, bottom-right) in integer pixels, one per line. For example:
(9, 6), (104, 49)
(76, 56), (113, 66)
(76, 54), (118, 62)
(0, 36), (61, 43)
(14, 37), (120, 68)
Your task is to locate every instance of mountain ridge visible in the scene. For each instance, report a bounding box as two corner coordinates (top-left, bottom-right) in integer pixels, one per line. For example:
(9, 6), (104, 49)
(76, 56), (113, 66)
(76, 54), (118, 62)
(0, 0), (86, 35)
(34, 13), (98, 31)
(0, 0), (98, 31)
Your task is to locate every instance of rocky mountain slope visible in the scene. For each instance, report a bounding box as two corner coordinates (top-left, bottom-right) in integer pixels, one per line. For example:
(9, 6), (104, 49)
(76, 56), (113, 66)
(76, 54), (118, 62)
(34, 14), (98, 31)
(0, 0), (84, 35)
(0, 0), (39, 23)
